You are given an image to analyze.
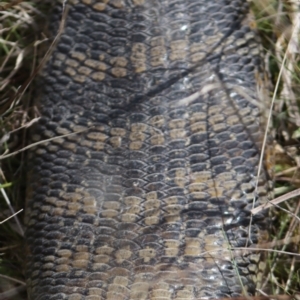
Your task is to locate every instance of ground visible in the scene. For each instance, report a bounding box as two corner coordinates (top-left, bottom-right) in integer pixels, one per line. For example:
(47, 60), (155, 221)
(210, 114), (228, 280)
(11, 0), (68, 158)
(0, 0), (299, 299)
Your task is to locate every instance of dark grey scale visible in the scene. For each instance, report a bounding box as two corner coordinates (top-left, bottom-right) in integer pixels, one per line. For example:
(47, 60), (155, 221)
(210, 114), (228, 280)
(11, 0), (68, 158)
(145, 182), (168, 192)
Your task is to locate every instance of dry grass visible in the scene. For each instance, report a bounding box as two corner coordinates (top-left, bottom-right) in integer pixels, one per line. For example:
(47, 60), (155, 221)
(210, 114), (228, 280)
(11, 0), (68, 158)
(0, 1), (50, 299)
(252, 0), (300, 296)
(0, 0), (299, 299)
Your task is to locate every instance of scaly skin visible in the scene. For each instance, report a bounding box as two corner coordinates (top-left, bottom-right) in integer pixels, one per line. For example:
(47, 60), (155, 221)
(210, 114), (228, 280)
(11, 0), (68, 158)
(26, 0), (271, 299)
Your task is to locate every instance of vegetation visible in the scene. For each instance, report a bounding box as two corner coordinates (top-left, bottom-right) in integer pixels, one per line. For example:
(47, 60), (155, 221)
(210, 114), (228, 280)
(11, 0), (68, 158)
(252, 0), (300, 295)
(0, 1), (49, 298)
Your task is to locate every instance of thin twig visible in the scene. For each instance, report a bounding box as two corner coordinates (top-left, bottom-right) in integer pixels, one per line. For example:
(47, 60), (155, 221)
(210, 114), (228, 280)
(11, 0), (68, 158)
(0, 209), (23, 225)
(251, 188), (300, 214)
(0, 274), (26, 286)
(0, 188), (24, 235)
(0, 127), (91, 160)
